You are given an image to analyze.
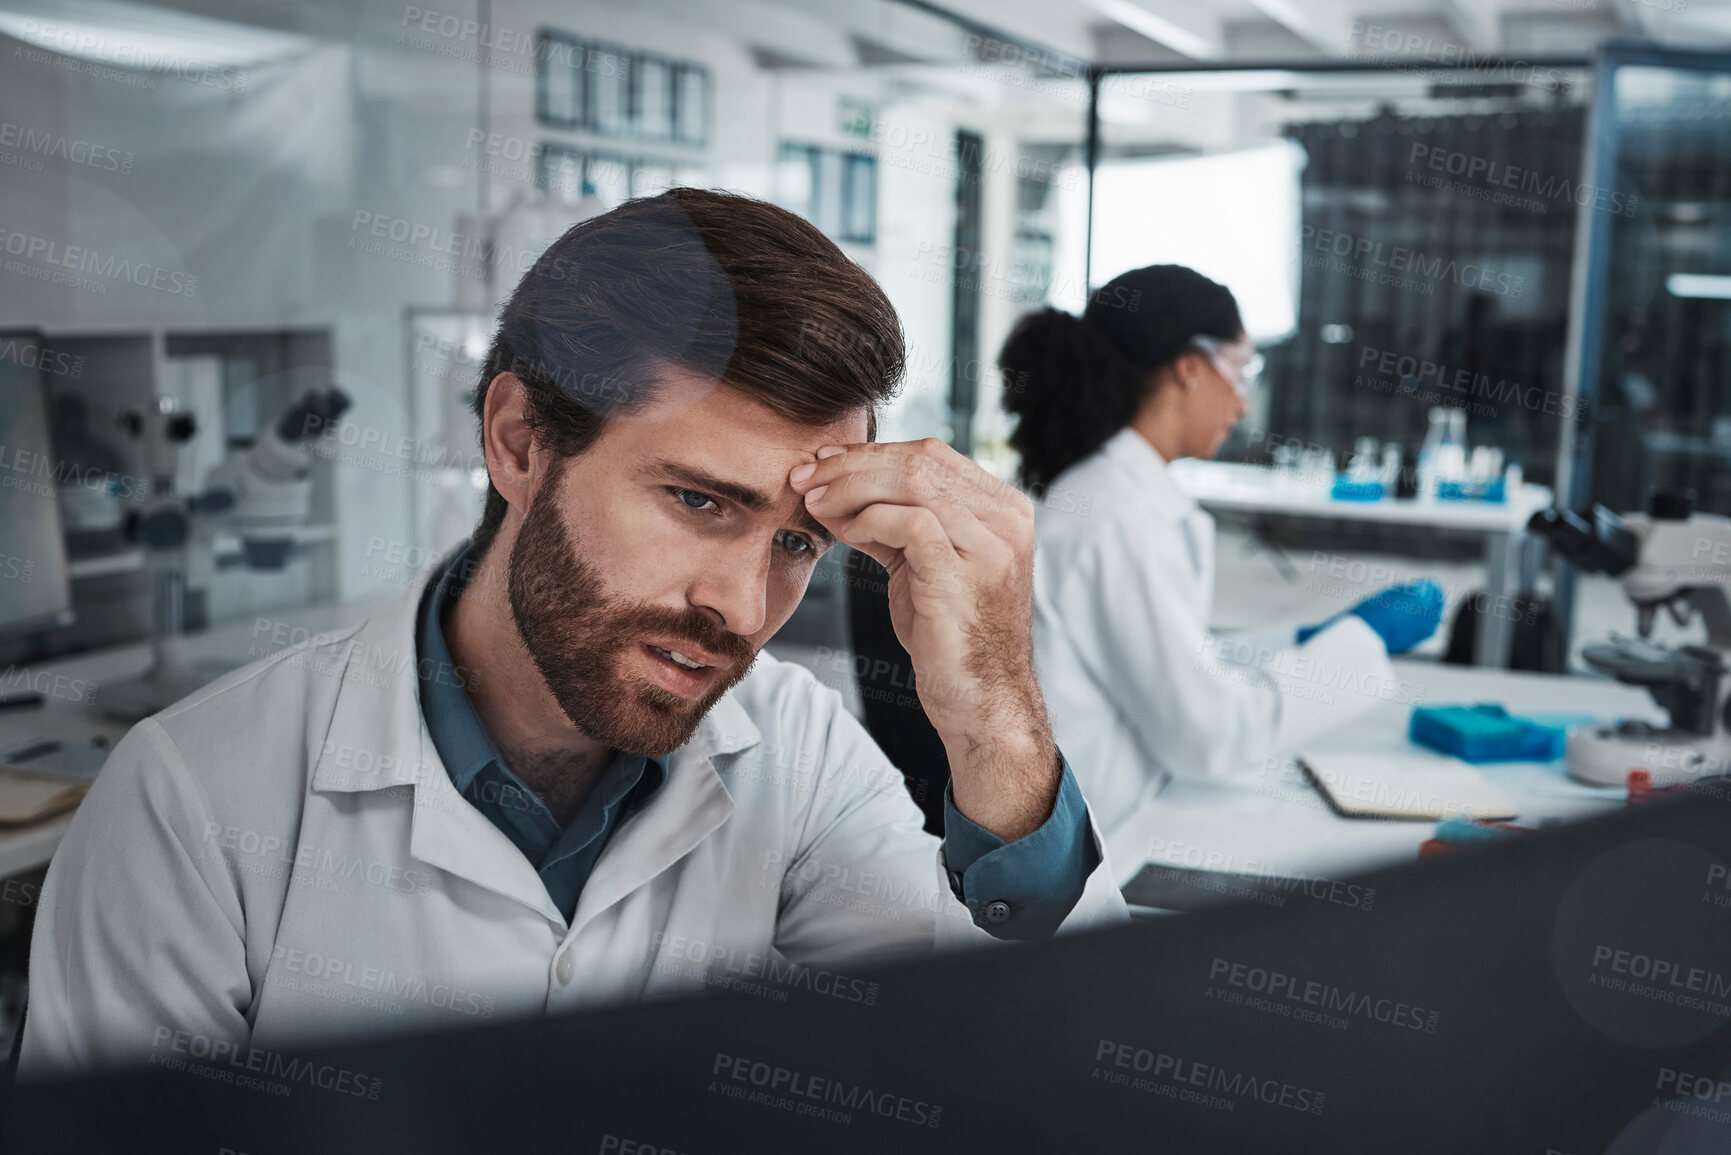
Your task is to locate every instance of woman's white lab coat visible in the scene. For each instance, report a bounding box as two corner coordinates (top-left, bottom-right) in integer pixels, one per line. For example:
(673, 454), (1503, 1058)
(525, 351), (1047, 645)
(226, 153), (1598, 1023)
(21, 560), (1126, 1077)
(1033, 428), (1398, 837)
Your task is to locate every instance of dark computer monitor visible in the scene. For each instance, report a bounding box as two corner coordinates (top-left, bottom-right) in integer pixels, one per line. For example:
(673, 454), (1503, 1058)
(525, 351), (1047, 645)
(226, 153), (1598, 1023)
(0, 331), (74, 640)
(8, 784), (1731, 1154)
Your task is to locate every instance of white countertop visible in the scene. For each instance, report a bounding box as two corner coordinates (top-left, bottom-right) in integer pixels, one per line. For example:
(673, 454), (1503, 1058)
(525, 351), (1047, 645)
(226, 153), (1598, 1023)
(1104, 657), (1664, 890)
(1168, 459), (1553, 532)
(0, 596), (391, 878)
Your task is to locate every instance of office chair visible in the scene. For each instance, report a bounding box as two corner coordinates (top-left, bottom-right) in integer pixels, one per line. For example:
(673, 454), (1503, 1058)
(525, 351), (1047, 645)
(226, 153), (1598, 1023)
(841, 547), (950, 835)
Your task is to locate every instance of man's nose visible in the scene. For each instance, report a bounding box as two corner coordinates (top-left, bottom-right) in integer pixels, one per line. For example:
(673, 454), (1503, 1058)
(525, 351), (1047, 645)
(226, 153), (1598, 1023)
(688, 540), (772, 637)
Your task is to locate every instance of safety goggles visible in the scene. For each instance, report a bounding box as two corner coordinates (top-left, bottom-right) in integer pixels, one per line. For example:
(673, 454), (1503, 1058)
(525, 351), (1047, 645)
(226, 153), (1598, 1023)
(1189, 335), (1265, 400)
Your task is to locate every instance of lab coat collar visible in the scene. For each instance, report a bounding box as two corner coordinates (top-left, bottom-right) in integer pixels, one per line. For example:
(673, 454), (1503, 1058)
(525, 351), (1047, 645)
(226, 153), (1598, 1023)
(1099, 427), (1201, 525)
(308, 545), (763, 925)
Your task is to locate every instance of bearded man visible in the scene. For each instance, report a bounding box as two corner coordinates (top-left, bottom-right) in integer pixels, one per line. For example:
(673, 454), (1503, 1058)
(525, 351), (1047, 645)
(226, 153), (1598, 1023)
(21, 189), (1125, 1075)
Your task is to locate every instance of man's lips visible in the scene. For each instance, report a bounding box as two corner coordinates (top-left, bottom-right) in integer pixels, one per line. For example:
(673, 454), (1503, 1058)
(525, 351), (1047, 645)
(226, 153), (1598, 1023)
(642, 637), (729, 669)
(638, 642), (726, 699)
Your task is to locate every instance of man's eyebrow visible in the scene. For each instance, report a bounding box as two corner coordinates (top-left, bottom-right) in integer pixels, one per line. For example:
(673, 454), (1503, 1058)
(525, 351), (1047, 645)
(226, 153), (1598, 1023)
(646, 460), (836, 546)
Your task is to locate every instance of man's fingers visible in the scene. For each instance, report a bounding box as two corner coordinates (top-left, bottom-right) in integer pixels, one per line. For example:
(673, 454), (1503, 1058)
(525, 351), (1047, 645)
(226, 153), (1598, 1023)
(791, 439), (1022, 542)
(833, 503), (960, 588)
(806, 460), (997, 556)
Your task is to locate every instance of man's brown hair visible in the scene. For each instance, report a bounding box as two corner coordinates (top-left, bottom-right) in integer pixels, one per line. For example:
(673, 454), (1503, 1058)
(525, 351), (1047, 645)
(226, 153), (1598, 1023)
(468, 187), (906, 558)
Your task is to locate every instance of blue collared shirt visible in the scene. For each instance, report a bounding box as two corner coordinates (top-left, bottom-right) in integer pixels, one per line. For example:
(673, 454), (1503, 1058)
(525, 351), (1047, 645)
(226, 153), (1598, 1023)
(415, 542), (1095, 936)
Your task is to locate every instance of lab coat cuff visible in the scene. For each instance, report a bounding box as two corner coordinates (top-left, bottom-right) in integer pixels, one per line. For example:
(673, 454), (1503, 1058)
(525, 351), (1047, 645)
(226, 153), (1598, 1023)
(939, 753), (1099, 942)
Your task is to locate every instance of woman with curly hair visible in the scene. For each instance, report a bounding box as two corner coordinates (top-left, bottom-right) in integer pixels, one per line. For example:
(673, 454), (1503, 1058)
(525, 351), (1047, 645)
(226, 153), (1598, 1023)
(1001, 265), (1441, 835)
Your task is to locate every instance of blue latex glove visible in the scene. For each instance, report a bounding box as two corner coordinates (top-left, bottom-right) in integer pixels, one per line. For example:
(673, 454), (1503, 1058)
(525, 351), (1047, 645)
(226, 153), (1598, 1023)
(1296, 579), (1445, 654)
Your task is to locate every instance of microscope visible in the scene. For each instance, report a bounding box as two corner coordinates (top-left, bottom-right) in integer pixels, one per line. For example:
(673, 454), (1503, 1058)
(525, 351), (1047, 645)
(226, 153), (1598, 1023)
(98, 386), (352, 721)
(1530, 492), (1731, 786)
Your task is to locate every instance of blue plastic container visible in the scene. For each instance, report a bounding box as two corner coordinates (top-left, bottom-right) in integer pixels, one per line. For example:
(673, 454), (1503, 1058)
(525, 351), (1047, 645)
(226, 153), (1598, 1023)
(1330, 477), (1385, 502)
(1408, 703), (1568, 762)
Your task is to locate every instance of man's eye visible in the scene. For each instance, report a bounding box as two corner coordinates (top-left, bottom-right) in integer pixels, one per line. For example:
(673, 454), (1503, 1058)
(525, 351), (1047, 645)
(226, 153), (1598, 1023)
(672, 488), (717, 512)
(776, 529), (815, 557)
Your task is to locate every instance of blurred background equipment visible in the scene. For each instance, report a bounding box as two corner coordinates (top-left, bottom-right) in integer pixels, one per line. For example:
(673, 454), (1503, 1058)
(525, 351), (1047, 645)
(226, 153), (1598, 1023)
(1532, 494), (1731, 785)
(0, 336), (75, 645)
(97, 386), (351, 722)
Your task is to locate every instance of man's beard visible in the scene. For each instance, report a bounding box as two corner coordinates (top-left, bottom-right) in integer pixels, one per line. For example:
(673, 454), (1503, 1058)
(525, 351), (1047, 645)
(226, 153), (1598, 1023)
(506, 482), (759, 758)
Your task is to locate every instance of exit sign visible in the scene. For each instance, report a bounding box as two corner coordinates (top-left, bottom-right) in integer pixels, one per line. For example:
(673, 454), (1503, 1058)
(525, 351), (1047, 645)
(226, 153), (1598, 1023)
(838, 97), (873, 138)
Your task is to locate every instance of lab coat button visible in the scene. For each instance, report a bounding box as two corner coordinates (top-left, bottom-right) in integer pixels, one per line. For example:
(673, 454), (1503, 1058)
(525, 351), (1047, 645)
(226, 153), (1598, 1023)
(946, 870), (963, 898)
(983, 900), (1011, 924)
(556, 950), (575, 985)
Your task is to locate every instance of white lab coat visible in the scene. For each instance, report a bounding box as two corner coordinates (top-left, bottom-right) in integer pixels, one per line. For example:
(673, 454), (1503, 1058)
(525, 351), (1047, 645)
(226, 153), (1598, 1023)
(1033, 428), (1396, 837)
(21, 555), (1127, 1077)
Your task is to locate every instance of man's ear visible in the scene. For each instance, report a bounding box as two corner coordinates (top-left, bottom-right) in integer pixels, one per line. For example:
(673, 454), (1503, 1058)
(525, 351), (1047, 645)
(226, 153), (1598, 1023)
(482, 372), (539, 513)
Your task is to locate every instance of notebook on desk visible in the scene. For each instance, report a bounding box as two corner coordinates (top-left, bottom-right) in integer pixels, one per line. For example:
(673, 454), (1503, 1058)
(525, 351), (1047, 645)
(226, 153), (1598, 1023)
(0, 738), (106, 824)
(0, 768), (87, 826)
(1299, 748), (1518, 821)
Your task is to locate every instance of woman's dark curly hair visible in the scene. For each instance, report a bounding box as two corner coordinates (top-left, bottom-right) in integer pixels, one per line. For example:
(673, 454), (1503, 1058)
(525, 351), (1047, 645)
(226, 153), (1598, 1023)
(1000, 264), (1243, 492)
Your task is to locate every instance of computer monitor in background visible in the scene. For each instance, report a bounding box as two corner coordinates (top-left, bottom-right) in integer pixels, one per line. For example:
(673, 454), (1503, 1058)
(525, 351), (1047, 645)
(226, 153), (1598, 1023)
(0, 331), (74, 640)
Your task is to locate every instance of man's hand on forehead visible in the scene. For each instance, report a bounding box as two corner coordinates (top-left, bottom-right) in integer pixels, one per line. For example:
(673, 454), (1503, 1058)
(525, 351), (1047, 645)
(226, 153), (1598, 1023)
(786, 439), (1024, 572)
(787, 438), (1057, 843)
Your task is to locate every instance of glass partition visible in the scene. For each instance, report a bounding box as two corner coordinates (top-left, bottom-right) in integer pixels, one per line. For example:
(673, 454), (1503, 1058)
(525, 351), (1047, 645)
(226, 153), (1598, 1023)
(1087, 65), (1593, 495)
(1568, 48), (1731, 518)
